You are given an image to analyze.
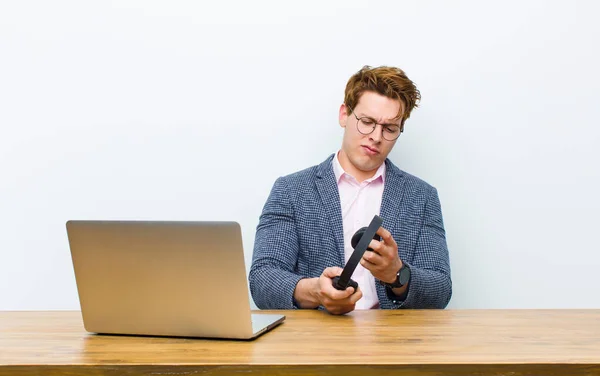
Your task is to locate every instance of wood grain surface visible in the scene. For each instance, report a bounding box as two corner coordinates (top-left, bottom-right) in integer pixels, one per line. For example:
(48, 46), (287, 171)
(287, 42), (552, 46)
(1, 309), (599, 375)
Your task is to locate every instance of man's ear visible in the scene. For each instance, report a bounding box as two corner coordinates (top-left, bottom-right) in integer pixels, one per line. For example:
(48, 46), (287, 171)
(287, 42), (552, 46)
(339, 104), (349, 128)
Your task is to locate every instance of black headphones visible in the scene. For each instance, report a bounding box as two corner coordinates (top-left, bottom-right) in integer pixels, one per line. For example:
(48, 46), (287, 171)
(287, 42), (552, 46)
(332, 215), (383, 291)
(351, 226), (382, 251)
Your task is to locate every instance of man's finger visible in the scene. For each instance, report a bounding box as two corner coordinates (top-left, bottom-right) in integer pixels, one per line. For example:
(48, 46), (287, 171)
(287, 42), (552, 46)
(322, 266), (343, 278)
(363, 250), (383, 265)
(323, 281), (354, 300)
(377, 226), (397, 247)
(360, 257), (376, 270)
(368, 239), (384, 254)
(349, 289), (363, 304)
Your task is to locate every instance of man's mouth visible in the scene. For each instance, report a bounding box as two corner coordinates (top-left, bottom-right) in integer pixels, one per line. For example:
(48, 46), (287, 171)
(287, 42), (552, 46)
(362, 145), (379, 155)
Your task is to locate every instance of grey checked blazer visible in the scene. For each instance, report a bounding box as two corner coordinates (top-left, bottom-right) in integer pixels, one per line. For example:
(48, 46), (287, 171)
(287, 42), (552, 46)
(249, 154), (452, 309)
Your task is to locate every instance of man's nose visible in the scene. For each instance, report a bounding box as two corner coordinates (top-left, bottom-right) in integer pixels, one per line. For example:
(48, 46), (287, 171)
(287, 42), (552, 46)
(369, 124), (384, 142)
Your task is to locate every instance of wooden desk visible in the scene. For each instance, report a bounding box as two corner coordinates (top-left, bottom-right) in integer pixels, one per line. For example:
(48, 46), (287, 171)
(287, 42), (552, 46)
(1, 310), (599, 375)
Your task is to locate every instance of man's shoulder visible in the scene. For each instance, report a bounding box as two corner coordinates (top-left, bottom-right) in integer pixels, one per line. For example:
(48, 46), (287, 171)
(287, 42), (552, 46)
(279, 165), (319, 183)
(276, 155), (333, 185)
(386, 159), (435, 193)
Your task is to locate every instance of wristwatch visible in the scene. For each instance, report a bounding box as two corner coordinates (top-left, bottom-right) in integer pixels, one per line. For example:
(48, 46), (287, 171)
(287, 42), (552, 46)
(384, 263), (411, 289)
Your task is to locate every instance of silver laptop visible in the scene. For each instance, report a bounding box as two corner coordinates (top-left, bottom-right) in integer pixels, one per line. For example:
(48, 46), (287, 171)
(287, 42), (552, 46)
(66, 220), (285, 340)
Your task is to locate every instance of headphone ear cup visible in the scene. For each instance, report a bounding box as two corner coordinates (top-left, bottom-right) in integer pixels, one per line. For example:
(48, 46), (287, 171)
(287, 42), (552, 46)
(351, 227), (366, 249)
(351, 226), (381, 251)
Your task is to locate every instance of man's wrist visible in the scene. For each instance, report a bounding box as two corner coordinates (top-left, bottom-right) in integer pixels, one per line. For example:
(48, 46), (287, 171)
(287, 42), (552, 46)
(308, 278), (320, 306)
(381, 260), (403, 285)
(382, 261), (410, 289)
(293, 278), (320, 309)
(384, 263), (411, 302)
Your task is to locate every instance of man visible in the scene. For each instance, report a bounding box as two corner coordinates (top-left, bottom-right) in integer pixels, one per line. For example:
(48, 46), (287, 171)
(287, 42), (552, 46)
(249, 66), (451, 314)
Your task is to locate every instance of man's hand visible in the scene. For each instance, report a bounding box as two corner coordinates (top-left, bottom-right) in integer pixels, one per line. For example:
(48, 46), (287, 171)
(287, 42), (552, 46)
(360, 226), (402, 284)
(316, 266), (362, 315)
(293, 266), (362, 315)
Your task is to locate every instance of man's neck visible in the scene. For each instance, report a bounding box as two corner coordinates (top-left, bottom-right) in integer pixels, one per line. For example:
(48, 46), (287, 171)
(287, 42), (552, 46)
(337, 150), (377, 183)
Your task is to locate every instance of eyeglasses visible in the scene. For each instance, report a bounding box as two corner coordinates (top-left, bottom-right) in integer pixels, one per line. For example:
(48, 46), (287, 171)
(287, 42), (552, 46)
(346, 105), (403, 141)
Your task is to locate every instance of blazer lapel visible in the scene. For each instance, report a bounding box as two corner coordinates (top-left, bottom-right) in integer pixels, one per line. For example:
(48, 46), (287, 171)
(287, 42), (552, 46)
(315, 155), (346, 266)
(380, 159), (407, 232)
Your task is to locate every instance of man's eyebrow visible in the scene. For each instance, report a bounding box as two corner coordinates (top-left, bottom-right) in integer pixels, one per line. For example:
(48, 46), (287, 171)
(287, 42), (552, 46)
(357, 113), (400, 126)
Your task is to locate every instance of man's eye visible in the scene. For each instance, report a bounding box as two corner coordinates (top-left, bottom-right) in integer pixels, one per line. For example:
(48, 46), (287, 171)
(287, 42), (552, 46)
(361, 119), (375, 125)
(385, 126), (400, 133)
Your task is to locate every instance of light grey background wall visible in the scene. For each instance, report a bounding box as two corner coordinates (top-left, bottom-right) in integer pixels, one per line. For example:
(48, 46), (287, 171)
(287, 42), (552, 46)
(1, 0), (599, 310)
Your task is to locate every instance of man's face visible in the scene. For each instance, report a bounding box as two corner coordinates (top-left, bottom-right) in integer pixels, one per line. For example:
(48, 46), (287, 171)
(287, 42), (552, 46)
(338, 91), (403, 179)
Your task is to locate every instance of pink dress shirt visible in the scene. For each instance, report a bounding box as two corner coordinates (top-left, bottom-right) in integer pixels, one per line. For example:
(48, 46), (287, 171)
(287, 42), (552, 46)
(332, 151), (385, 309)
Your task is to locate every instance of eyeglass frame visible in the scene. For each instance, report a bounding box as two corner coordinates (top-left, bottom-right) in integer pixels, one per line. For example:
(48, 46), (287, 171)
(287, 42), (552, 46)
(345, 104), (404, 141)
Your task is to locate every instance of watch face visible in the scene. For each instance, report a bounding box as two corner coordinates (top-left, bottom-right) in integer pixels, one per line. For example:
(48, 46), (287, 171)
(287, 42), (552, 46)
(398, 267), (411, 285)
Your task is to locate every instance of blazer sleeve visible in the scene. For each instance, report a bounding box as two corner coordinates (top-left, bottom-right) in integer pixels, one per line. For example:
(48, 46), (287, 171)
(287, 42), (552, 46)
(249, 177), (304, 309)
(380, 185), (453, 309)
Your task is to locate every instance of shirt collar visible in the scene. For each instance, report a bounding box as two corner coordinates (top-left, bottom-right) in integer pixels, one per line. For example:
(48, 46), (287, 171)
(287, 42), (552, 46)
(332, 150), (386, 184)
